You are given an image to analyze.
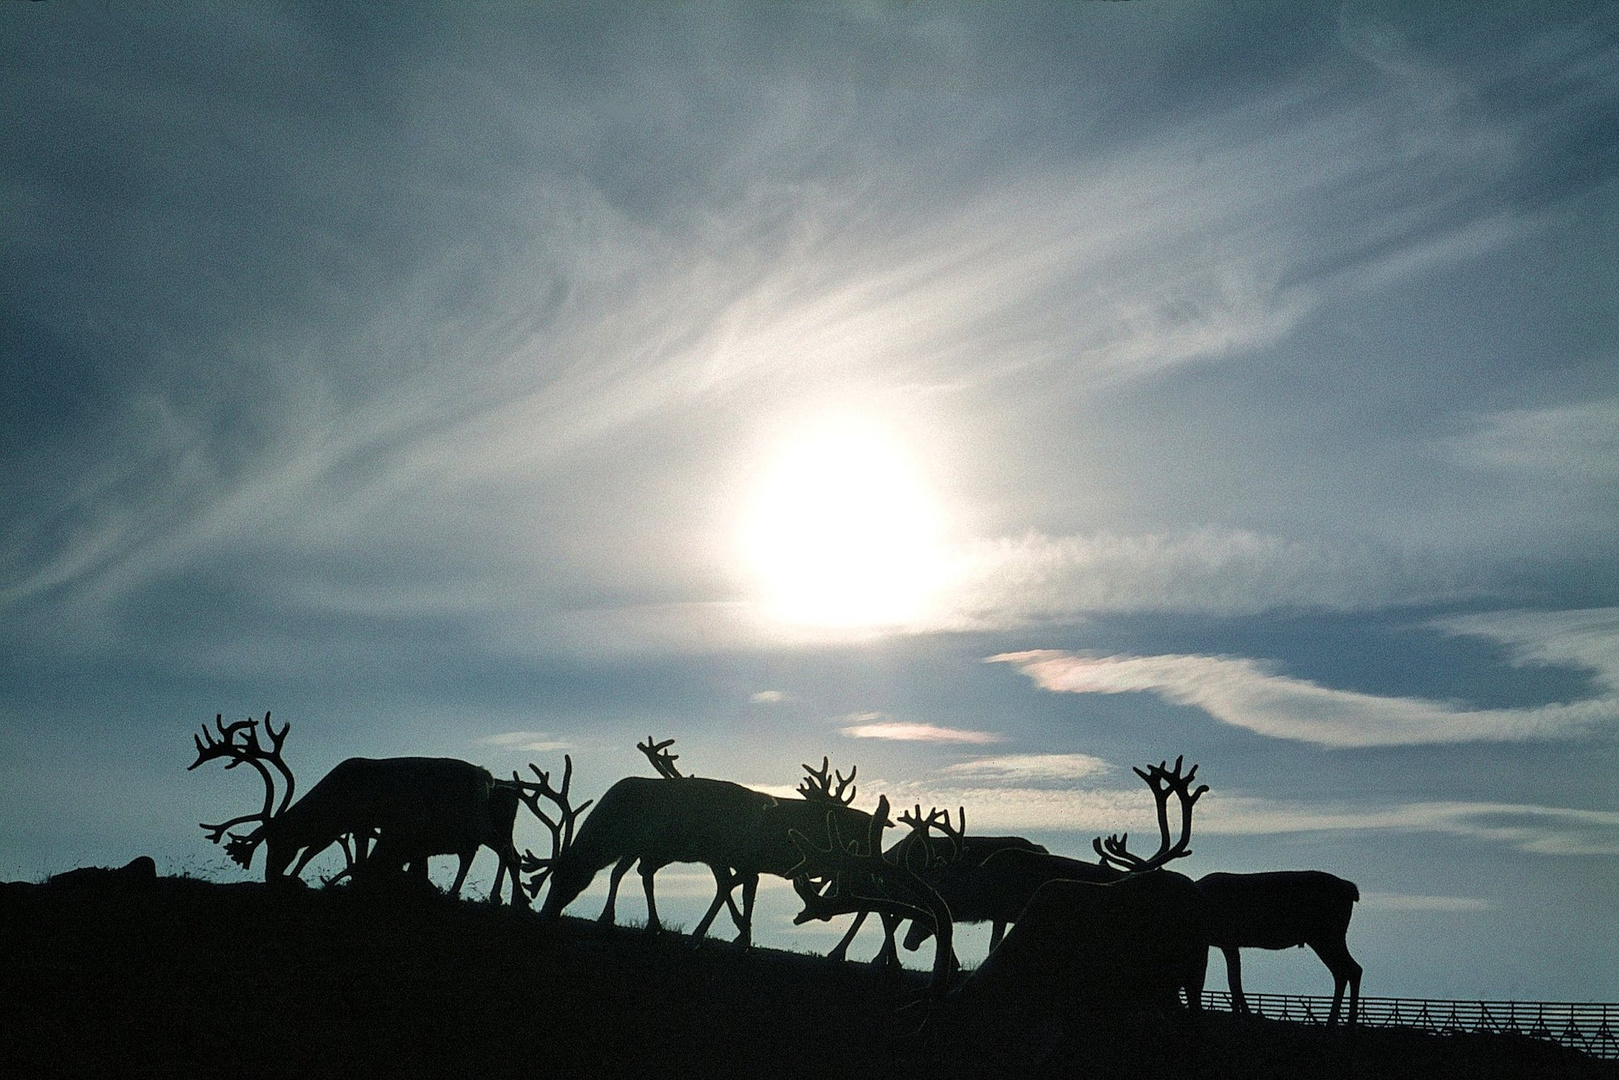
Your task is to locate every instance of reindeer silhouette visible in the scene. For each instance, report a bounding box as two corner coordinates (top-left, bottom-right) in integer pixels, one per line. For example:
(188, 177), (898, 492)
(188, 713), (526, 904)
(1196, 870), (1362, 1026)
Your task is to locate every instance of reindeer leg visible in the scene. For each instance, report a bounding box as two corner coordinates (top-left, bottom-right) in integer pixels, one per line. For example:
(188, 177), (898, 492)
(491, 841), (526, 906)
(734, 873), (757, 948)
(874, 912), (902, 970)
(448, 852), (474, 898)
(289, 840), (337, 881)
(640, 864), (661, 934)
(499, 842), (528, 908)
(828, 910), (867, 962)
(1183, 945), (1209, 1012)
(1310, 939), (1363, 1028)
(492, 859), (507, 904)
(600, 856), (634, 925)
(1223, 946), (1248, 1014)
(691, 867), (732, 941)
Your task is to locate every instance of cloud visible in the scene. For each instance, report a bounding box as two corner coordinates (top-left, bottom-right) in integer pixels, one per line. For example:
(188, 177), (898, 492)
(989, 609), (1619, 747)
(1438, 607), (1619, 679)
(476, 732), (573, 753)
(910, 530), (1461, 631)
(750, 690), (788, 703)
(1358, 892), (1490, 913)
(872, 781), (1619, 856)
(1450, 397), (1619, 481)
(1204, 796), (1619, 857)
(940, 753), (1114, 783)
(839, 715), (1004, 744)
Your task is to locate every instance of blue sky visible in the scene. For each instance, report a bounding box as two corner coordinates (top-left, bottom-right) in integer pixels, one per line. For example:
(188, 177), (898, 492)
(3, 1), (1617, 1001)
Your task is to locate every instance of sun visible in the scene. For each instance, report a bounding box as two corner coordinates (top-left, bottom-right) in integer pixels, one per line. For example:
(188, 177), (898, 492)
(741, 423), (945, 628)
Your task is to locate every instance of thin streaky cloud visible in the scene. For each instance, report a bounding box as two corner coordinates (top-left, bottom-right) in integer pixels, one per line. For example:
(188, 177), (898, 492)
(877, 782), (1619, 857)
(1358, 892), (1490, 913)
(1448, 398), (1619, 481)
(840, 718), (1005, 744)
(476, 732), (574, 753)
(915, 529), (1462, 630)
(940, 753), (1113, 783)
(989, 611), (1619, 747)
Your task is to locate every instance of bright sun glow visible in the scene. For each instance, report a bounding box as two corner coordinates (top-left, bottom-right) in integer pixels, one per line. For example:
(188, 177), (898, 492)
(742, 424), (946, 628)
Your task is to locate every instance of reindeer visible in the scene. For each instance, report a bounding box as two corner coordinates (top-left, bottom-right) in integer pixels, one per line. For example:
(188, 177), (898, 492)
(788, 795), (958, 994)
(950, 757), (1212, 1017)
(901, 757), (1205, 959)
(188, 713), (526, 905)
(536, 738), (778, 933)
(1196, 870), (1362, 1026)
(688, 755), (889, 948)
(539, 740), (884, 946)
(823, 808), (1047, 967)
(955, 868), (1210, 1019)
(891, 812), (1052, 957)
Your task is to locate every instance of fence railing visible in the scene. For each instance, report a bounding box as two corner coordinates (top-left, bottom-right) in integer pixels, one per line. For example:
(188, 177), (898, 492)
(1196, 990), (1619, 1060)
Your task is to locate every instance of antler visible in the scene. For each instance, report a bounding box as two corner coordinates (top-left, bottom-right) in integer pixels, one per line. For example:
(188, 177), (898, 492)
(797, 756), (857, 806)
(895, 804), (964, 872)
(188, 712), (296, 867)
(636, 736), (687, 779)
(1093, 755), (1208, 872)
(514, 755), (595, 899)
(788, 795), (955, 993)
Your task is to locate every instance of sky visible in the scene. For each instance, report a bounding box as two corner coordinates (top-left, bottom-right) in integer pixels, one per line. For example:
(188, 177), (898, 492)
(3, 0), (1617, 1003)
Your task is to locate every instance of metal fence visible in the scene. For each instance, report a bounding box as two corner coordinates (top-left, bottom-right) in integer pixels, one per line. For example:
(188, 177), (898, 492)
(1197, 991), (1619, 1061)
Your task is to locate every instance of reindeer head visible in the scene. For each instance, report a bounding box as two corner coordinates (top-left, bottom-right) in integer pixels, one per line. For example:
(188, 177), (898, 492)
(187, 712), (296, 868)
(512, 754), (594, 902)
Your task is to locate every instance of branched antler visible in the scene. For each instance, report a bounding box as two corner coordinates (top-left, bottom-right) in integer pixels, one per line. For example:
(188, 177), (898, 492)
(1093, 755), (1209, 872)
(636, 736), (687, 779)
(187, 712), (296, 867)
(895, 804), (964, 873)
(797, 757), (857, 806)
(514, 755), (594, 899)
(788, 795), (955, 993)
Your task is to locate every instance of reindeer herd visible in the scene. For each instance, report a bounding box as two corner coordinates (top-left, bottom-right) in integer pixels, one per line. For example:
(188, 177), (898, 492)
(189, 714), (1363, 1028)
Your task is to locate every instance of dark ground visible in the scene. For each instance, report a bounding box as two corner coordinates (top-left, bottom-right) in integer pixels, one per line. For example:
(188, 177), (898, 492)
(2, 865), (1614, 1080)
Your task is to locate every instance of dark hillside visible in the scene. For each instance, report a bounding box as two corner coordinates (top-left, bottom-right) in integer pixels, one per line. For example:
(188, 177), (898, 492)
(1, 869), (1612, 1080)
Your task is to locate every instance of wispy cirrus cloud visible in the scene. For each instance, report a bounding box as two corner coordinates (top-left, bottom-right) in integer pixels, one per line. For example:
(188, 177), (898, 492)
(990, 608), (1619, 747)
(1358, 892), (1489, 913)
(1449, 398), (1619, 482)
(476, 731), (573, 753)
(839, 714), (1004, 744)
(940, 753), (1113, 783)
(875, 781), (1619, 857)
(914, 529), (1460, 631)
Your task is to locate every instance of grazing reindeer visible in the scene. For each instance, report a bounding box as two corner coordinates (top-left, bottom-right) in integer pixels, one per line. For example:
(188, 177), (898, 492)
(1196, 870), (1362, 1026)
(688, 756), (889, 948)
(785, 799), (961, 967)
(955, 868), (1210, 1018)
(951, 757), (1212, 1017)
(511, 755), (594, 901)
(537, 738), (778, 933)
(888, 809), (1050, 957)
(903, 756), (1206, 957)
(188, 713), (526, 905)
(789, 796), (957, 994)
